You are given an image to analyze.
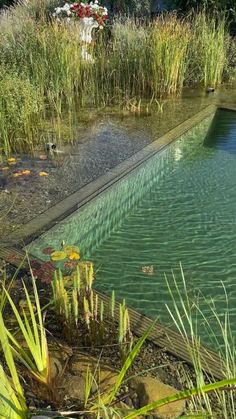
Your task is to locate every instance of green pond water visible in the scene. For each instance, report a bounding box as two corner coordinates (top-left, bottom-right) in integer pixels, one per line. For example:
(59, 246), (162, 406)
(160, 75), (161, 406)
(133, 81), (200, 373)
(28, 108), (236, 348)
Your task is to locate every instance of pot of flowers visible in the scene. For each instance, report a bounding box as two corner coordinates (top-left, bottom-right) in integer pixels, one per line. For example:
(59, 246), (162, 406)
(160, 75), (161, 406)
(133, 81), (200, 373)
(53, 1), (108, 61)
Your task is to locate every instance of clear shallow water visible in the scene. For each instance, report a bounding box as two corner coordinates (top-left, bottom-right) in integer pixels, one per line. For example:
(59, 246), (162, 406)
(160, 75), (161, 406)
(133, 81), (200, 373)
(28, 109), (236, 348)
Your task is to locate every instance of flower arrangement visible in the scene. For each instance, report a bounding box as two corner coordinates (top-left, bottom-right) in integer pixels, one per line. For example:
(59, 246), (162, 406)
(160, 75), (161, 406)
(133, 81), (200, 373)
(54, 1), (108, 27)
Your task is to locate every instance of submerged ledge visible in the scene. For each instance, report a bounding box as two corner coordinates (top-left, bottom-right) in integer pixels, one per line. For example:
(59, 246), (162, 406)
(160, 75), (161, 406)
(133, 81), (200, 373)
(5, 103), (217, 247)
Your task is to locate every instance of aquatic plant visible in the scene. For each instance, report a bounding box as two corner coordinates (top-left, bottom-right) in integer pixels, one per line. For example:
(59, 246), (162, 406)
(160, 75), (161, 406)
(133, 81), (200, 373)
(118, 299), (133, 360)
(150, 14), (191, 96)
(2, 271), (51, 388)
(0, 311), (28, 419)
(0, 70), (43, 155)
(189, 13), (227, 87)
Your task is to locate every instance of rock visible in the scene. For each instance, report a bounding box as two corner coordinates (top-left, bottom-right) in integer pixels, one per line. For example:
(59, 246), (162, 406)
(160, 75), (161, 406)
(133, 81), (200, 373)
(60, 352), (119, 404)
(131, 376), (185, 419)
(48, 342), (73, 380)
(61, 373), (86, 404)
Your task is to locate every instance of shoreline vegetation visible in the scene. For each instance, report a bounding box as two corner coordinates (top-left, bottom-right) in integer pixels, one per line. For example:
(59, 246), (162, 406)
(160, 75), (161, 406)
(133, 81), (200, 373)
(0, 0), (235, 154)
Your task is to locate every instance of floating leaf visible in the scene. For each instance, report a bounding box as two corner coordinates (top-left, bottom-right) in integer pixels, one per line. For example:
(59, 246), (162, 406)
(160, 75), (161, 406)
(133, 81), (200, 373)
(68, 252), (80, 261)
(39, 171), (48, 177)
(12, 172), (22, 178)
(51, 251), (67, 261)
(42, 247), (55, 255)
(22, 169), (31, 175)
(39, 154), (48, 160)
(7, 157), (16, 163)
(41, 271), (53, 284)
(32, 267), (42, 278)
(63, 245), (80, 256)
(1, 167), (9, 171)
(30, 259), (42, 270)
(41, 261), (55, 271)
(64, 261), (78, 269)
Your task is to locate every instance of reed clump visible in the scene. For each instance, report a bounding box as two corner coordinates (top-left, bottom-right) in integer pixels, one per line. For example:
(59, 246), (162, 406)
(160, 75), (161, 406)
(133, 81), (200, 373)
(0, 1), (234, 154)
(51, 264), (133, 358)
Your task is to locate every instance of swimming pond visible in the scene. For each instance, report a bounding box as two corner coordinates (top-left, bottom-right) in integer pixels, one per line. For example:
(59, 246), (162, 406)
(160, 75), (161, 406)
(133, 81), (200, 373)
(27, 109), (236, 348)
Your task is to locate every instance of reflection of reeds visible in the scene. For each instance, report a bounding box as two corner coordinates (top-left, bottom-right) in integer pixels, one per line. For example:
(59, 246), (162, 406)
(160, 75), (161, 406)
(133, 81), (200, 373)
(0, 2), (233, 154)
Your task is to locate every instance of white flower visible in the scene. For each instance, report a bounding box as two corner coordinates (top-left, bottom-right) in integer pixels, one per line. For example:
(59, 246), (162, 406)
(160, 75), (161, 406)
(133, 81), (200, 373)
(55, 7), (62, 14)
(67, 10), (72, 16)
(90, 1), (99, 9)
(62, 3), (71, 11)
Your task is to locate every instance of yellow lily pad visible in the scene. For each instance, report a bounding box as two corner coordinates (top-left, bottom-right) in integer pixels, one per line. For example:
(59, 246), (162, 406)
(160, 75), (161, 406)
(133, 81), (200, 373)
(51, 251), (67, 261)
(68, 252), (80, 261)
(7, 157), (16, 163)
(63, 245), (80, 256)
(12, 172), (22, 178)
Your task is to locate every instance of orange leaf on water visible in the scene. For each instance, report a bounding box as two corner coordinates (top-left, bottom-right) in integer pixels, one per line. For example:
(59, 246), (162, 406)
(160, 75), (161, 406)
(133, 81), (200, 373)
(22, 169), (31, 175)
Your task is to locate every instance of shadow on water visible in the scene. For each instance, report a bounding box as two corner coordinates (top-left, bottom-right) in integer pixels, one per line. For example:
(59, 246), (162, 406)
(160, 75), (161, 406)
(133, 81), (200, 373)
(204, 109), (236, 155)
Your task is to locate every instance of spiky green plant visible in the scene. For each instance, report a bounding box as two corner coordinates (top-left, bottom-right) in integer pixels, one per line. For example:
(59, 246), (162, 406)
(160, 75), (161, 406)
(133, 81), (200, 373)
(3, 271), (50, 387)
(165, 265), (236, 417)
(0, 311), (28, 419)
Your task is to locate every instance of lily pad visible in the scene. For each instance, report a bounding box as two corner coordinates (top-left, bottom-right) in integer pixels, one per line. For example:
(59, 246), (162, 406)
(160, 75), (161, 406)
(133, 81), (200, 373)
(51, 251), (67, 261)
(68, 252), (80, 261)
(63, 245), (80, 255)
(42, 247), (55, 255)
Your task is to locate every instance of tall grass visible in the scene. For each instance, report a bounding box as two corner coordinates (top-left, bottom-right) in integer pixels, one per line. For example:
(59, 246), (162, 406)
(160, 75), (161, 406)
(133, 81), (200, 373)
(187, 13), (227, 87)
(0, 1), (233, 154)
(165, 266), (236, 418)
(150, 15), (191, 96)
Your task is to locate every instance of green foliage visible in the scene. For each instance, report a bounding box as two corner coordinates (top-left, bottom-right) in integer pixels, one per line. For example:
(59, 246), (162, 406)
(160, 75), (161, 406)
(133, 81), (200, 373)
(186, 13), (227, 87)
(3, 273), (51, 387)
(51, 266), (133, 356)
(0, 71), (42, 155)
(0, 312), (28, 419)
